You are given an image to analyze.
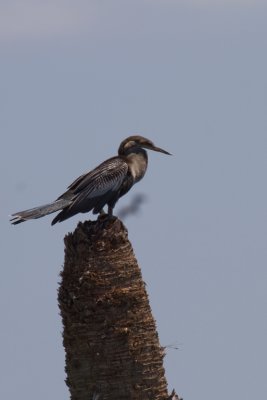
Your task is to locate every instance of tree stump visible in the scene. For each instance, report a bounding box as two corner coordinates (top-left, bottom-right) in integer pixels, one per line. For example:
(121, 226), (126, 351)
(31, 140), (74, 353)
(58, 216), (170, 400)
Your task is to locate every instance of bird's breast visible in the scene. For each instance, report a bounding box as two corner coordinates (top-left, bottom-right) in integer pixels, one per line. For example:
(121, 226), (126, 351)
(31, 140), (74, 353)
(127, 154), (148, 183)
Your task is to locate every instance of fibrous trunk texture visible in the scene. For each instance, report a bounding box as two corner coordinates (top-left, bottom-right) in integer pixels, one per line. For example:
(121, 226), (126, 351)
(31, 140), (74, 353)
(58, 216), (169, 400)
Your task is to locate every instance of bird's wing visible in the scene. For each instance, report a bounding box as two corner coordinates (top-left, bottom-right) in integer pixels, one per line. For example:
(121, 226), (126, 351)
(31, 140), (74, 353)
(68, 157), (129, 208)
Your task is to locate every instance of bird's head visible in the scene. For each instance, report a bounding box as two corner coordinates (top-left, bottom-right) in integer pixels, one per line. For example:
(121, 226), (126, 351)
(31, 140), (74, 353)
(118, 135), (171, 156)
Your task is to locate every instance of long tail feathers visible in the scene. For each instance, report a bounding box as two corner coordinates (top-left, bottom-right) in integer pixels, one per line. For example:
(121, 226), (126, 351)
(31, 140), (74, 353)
(10, 198), (72, 225)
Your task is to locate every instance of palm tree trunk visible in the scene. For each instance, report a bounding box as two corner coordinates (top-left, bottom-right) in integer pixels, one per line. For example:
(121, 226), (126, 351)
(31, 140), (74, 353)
(58, 216), (176, 400)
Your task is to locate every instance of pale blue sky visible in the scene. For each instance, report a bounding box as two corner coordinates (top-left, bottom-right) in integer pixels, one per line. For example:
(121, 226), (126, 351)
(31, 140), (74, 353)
(1, 1), (267, 399)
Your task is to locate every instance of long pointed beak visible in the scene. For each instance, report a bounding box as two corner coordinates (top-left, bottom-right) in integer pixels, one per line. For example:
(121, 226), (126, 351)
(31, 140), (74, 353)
(151, 145), (172, 155)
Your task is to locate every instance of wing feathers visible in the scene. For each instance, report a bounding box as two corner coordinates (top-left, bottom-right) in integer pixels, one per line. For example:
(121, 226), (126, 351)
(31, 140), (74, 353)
(69, 158), (128, 208)
(54, 157), (129, 221)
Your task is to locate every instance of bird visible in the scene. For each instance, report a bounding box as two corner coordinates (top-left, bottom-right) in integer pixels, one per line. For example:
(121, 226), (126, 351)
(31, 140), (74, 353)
(10, 135), (171, 225)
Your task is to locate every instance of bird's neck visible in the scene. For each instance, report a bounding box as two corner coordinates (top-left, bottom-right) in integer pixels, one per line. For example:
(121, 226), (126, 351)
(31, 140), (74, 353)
(125, 149), (148, 183)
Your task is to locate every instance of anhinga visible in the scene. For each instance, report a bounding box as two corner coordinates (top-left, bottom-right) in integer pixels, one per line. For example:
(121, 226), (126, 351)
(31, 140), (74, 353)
(10, 135), (171, 225)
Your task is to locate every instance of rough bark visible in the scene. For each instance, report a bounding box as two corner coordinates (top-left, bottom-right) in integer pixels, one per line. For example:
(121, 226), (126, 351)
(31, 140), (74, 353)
(58, 216), (173, 400)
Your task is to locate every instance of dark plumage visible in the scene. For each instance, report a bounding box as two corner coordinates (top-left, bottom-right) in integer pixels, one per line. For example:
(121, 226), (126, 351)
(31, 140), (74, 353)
(10, 135), (170, 225)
